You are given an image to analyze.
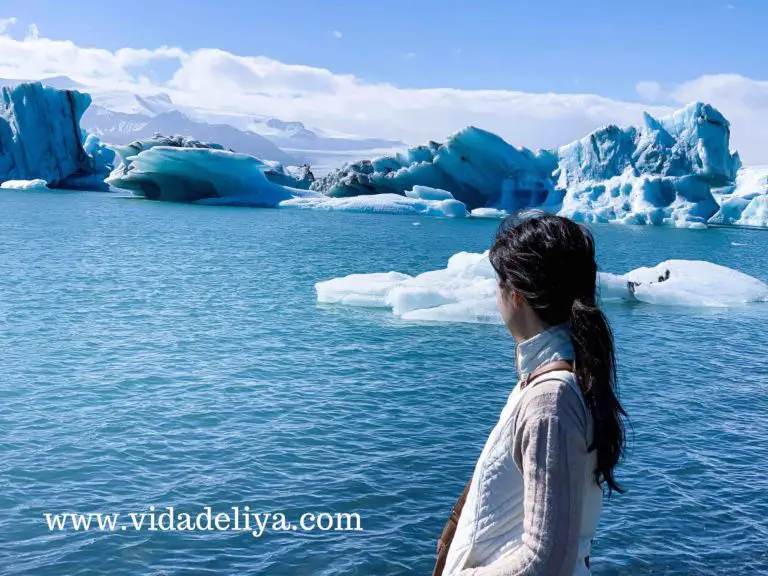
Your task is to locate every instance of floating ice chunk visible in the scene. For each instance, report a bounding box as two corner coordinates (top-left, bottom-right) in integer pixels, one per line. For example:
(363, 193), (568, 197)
(281, 193), (468, 218)
(405, 185), (455, 201)
(596, 272), (634, 301)
(316, 251), (498, 323)
(625, 260), (768, 306)
(0, 179), (49, 190)
(470, 207), (508, 219)
(316, 272), (412, 308)
(316, 253), (767, 324)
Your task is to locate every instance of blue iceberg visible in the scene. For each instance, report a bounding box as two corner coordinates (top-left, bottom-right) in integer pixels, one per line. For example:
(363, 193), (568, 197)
(107, 145), (469, 218)
(310, 126), (556, 210)
(709, 166), (768, 228)
(556, 103), (740, 227)
(0, 82), (115, 190)
(0, 83), (91, 187)
(110, 134), (314, 192)
(106, 146), (299, 205)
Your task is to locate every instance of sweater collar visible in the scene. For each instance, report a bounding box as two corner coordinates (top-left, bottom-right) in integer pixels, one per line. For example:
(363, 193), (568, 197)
(515, 324), (574, 381)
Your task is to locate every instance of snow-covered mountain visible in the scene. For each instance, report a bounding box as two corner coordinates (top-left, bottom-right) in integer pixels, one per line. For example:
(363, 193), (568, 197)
(82, 105), (299, 165)
(1, 76), (405, 171)
(248, 117), (403, 152)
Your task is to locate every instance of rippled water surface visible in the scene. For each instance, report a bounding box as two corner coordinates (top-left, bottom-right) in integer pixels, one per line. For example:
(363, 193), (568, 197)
(1, 190), (767, 575)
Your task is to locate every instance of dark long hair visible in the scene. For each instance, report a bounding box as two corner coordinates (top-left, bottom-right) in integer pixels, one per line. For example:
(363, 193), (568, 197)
(489, 212), (627, 495)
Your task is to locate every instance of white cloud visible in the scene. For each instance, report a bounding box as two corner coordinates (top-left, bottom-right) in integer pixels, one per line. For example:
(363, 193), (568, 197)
(332, 30), (342, 39)
(0, 16), (16, 34)
(402, 52), (416, 59)
(1, 23), (767, 163)
(635, 80), (666, 102)
(669, 74), (768, 164)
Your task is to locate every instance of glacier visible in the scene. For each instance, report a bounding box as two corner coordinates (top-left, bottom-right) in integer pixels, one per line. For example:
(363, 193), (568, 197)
(82, 105), (299, 165)
(316, 252), (768, 324)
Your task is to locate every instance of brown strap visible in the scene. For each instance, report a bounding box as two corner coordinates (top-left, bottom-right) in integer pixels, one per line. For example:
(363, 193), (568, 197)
(433, 360), (574, 576)
(520, 359), (573, 389)
(433, 480), (471, 576)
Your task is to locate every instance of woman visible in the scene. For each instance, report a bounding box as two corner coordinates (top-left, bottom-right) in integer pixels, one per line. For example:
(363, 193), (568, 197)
(438, 213), (627, 576)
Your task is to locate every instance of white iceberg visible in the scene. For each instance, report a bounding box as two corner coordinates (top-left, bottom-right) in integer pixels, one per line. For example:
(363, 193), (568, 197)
(0, 179), (49, 190)
(280, 193), (468, 218)
(316, 251), (499, 323)
(619, 260), (768, 306)
(470, 207), (509, 219)
(316, 252), (768, 324)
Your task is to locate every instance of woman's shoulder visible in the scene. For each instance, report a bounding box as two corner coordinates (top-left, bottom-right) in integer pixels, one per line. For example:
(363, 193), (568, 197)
(518, 371), (587, 428)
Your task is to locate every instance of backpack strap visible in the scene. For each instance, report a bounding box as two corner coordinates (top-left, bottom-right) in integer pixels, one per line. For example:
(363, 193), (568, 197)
(520, 359), (574, 389)
(433, 479), (471, 576)
(433, 360), (574, 576)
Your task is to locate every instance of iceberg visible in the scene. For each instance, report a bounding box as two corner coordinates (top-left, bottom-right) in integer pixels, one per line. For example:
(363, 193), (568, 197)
(709, 166), (768, 228)
(106, 146), (304, 205)
(107, 145), (469, 217)
(0, 179), (49, 190)
(559, 174), (717, 228)
(0, 83), (94, 187)
(282, 193), (468, 218)
(110, 135), (313, 191)
(470, 207), (509, 219)
(97, 94), (760, 228)
(316, 252), (768, 324)
(310, 126), (557, 210)
(555, 103), (739, 228)
(308, 102), (752, 227)
(555, 103), (739, 188)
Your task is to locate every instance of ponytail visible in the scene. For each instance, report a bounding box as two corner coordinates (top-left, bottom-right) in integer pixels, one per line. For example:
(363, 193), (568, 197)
(569, 298), (626, 495)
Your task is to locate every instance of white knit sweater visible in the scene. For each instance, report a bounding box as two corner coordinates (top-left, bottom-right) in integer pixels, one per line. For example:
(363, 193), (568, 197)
(443, 326), (603, 576)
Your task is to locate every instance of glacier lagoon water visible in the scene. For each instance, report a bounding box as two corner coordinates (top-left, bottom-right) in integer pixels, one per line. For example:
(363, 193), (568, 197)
(1, 190), (767, 575)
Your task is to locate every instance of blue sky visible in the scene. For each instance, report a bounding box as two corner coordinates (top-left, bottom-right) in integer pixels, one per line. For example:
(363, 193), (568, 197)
(3, 0), (764, 100)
